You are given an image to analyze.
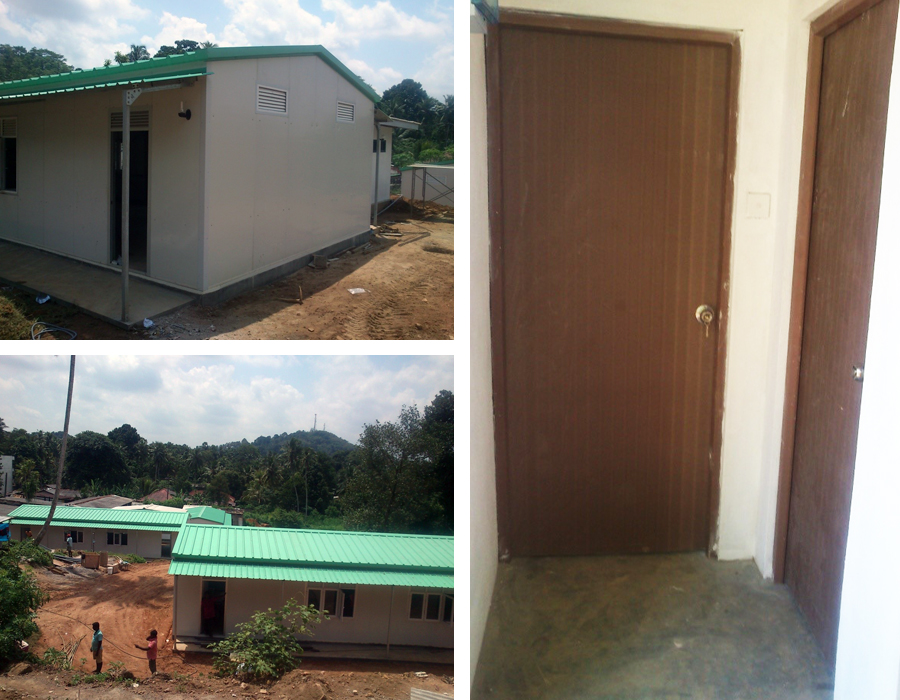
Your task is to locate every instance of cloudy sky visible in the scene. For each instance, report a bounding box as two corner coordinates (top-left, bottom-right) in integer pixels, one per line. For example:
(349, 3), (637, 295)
(0, 0), (453, 96)
(0, 355), (453, 446)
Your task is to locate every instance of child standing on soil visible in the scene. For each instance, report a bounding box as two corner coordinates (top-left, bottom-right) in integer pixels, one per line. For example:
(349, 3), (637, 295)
(90, 622), (103, 673)
(134, 629), (158, 675)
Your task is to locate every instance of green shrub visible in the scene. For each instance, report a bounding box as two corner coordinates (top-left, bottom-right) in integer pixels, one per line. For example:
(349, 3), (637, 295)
(41, 646), (70, 671)
(210, 599), (321, 681)
(121, 554), (146, 564)
(0, 542), (49, 661)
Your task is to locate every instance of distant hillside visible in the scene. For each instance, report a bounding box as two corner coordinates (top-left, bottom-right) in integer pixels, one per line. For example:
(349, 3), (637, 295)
(248, 430), (356, 456)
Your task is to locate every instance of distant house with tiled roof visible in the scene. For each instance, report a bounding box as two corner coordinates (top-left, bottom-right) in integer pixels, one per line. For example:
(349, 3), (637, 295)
(169, 524), (453, 656)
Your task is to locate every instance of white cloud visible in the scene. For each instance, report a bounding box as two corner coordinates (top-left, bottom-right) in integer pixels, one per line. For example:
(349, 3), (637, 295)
(139, 12), (218, 54)
(0, 356), (452, 448)
(0, 0), (151, 69)
(339, 56), (402, 94)
(414, 40), (452, 97)
(220, 0), (445, 52)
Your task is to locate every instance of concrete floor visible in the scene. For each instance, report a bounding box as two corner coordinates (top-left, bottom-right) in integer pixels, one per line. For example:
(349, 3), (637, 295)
(472, 553), (834, 700)
(0, 238), (195, 327)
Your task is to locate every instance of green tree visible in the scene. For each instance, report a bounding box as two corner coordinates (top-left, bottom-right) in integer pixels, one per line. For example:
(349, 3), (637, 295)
(65, 431), (129, 489)
(0, 45), (73, 82)
(206, 472), (230, 506)
(154, 39), (201, 58)
(341, 404), (441, 532)
(14, 458), (41, 502)
(114, 44), (150, 65)
(423, 390), (454, 531)
(210, 599), (321, 681)
(0, 541), (50, 662)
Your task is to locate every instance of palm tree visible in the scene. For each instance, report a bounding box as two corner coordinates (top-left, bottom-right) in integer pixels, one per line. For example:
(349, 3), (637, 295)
(128, 45), (150, 62)
(15, 459), (41, 502)
(200, 41), (218, 49)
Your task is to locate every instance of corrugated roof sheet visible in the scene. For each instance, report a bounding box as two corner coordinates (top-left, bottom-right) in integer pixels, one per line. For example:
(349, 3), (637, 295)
(186, 506), (230, 525)
(169, 524), (453, 587)
(0, 46), (379, 103)
(168, 561), (452, 588)
(8, 504), (187, 531)
(172, 524), (453, 570)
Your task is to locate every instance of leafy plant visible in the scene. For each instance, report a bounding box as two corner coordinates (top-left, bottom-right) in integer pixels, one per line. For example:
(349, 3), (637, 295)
(0, 541), (49, 661)
(210, 599), (322, 681)
(41, 646), (70, 670)
(121, 554), (146, 564)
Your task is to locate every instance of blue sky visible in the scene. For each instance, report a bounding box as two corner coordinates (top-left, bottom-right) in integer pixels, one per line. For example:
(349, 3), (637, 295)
(0, 0), (453, 96)
(0, 355), (453, 446)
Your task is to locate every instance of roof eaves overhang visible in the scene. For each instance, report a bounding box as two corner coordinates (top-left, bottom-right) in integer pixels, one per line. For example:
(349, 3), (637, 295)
(168, 560), (454, 588)
(10, 517), (184, 532)
(0, 69), (210, 101)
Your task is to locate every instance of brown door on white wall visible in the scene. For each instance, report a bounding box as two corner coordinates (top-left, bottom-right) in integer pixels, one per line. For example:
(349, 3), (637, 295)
(784, 0), (899, 667)
(491, 16), (736, 557)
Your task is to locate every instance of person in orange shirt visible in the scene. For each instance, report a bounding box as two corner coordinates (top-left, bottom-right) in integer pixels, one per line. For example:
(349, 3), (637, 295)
(134, 629), (158, 675)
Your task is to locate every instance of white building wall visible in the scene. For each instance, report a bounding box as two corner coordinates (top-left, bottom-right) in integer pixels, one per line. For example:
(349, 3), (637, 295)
(0, 456), (13, 497)
(173, 577), (453, 649)
(0, 81), (205, 290)
(371, 126), (394, 205)
(13, 524), (177, 559)
(470, 31), (499, 687)
(203, 56), (372, 292)
(401, 166), (454, 207)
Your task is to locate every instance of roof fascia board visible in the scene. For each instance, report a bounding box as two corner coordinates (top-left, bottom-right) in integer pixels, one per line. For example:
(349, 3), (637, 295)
(171, 554), (451, 574)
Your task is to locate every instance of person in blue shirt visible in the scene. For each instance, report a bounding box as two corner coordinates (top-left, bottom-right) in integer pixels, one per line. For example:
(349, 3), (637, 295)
(90, 621), (103, 673)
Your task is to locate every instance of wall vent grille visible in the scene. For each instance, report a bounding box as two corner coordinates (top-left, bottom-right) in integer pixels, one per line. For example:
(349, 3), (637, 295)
(110, 111), (150, 130)
(0, 117), (16, 138)
(337, 101), (355, 123)
(257, 85), (288, 114)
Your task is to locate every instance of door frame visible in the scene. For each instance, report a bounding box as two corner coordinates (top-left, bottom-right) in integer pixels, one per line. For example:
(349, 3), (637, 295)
(486, 10), (741, 559)
(773, 0), (893, 584)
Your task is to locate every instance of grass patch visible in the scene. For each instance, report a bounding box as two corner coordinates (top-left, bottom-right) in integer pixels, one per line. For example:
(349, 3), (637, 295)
(121, 554), (146, 564)
(0, 287), (79, 340)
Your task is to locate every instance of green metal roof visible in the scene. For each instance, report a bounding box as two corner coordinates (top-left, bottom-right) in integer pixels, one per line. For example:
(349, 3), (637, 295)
(169, 524), (453, 587)
(168, 561), (453, 588)
(9, 504), (187, 531)
(186, 506), (230, 525)
(0, 46), (379, 103)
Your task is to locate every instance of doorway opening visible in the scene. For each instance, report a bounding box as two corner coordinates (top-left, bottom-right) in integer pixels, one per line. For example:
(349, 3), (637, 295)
(110, 121), (149, 273)
(201, 580), (226, 637)
(160, 532), (172, 558)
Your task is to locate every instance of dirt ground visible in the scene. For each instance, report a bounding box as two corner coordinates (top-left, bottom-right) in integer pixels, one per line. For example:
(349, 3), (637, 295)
(9, 559), (453, 699)
(1, 206), (453, 340)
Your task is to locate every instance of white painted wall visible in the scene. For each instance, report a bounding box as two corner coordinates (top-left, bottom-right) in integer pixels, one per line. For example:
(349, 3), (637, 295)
(371, 125), (393, 205)
(0, 456), (13, 497)
(203, 56), (372, 292)
(0, 82), (205, 290)
(832, 3), (900, 696)
(486, 0), (802, 568)
(13, 523), (176, 559)
(174, 577), (453, 648)
(401, 166), (455, 207)
(470, 32), (499, 687)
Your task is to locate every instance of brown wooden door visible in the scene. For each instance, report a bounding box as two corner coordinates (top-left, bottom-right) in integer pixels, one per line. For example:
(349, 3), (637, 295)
(492, 19), (735, 557)
(784, 0), (899, 667)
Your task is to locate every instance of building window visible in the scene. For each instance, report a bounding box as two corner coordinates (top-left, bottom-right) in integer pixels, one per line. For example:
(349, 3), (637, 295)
(1, 117), (16, 193)
(70, 530), (84, 544)
(373, 138), (386, 153)
(409, 591), (453, 623)
(337, 101), (355, 123)
(308, 587), (355, 619)
(106, 531), (128, 546)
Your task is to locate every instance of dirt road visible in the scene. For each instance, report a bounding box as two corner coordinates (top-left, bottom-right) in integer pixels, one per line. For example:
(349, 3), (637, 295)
(17, 559), (453, 699)
(0, 207), (453, 340)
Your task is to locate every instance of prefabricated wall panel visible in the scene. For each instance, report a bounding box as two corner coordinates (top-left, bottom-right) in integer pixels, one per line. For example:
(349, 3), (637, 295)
(203, 56), (372, 292)
(15, 524), (178, 559)
(371, 127), (393, 205)
(173, 577), (453, 648)
(0, 82), (205, 290)
(401, 166), (455, 206)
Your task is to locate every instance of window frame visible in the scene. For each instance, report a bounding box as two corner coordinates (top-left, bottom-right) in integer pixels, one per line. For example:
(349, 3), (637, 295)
(307, 585), (356, 620)
(408, 589), (454, 624)
(106, 531), (128, 546)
